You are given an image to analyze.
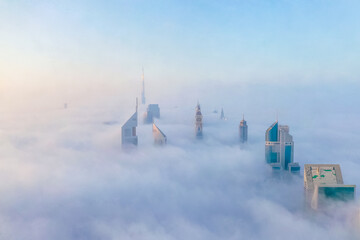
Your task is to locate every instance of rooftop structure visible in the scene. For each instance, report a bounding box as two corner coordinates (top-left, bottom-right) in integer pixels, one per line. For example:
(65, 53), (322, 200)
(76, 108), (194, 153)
(265, 121), (298, 171)
(304, 164), (356, 210)
(239, 115), (248, 143)
(195, 102), (203, 138)
(121, 100), (138, 146)
(288, 162), (300, 173)
(143, 104), (160, 124)
(152, 123), (167, 145)
(148, 104), (160, 118)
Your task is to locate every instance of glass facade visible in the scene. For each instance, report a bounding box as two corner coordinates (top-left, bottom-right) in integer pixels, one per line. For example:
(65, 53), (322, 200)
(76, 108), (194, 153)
(265, 122), (278, 141)
(285, 145), (292, 170)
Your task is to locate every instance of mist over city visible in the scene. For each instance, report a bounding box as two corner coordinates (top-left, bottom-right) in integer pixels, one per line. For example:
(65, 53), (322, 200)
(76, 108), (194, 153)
(1, 1), (360, 239)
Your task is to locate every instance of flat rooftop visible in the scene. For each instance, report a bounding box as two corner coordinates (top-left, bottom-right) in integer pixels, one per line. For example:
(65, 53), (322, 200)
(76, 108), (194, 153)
(304, 164), (344, 190)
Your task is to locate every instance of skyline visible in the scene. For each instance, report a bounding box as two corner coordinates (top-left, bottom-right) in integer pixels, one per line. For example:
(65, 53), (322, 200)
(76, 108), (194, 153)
(0, 1), (360, 239)
(1, 0), (360, 114)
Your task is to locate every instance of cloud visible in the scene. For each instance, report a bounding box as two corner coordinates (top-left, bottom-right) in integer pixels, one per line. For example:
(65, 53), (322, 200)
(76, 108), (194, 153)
(0, 82), (359, 240)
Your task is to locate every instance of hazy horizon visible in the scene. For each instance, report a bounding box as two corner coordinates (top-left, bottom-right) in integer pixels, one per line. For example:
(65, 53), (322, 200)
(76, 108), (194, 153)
(0, 1), (360, 239)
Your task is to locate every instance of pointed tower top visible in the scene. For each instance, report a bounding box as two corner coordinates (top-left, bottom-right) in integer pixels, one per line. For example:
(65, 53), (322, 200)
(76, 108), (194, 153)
(196, 100), (201, 109)
(220, 108), (225, 120)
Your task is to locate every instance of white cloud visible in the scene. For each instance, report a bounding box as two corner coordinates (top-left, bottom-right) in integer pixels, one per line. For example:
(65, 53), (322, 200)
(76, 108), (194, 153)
(0, 82), (359, 239)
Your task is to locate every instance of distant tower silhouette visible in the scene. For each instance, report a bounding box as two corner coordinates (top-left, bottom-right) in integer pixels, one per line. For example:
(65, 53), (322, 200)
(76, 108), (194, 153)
(143, 104), (161, 124)
(220, 108), (225, 120)
(195, 102), (203, 138)
(141, 67), (146, 105)
(239, 115), (248, 143)
(121, 99), (138, 146)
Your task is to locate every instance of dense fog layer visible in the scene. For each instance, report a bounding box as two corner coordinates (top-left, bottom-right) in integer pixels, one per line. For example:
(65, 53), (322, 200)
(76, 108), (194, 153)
(0, 82), (359, 239)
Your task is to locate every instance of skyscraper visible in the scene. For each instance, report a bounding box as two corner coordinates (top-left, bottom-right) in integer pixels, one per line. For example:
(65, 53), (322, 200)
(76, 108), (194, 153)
(239, 115), (248, 143)
(304, 164), (356, 211)
(195, 102), (203, 138)
(265, 121), (298, 171)
(121, 100), (138, 146)
(152, 123), (167, 145)
(143, 104), (160, 124)
(141, 68), (146, 105)
(220, 108), (225, 120)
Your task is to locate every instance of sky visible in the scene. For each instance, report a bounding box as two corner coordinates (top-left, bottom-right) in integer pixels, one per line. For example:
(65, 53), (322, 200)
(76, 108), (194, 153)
(1, 0), (360, 92)
(0, 0), (360, 239)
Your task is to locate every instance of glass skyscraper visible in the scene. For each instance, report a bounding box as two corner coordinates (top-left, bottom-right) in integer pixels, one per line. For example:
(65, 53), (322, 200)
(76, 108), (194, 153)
(265, 121), (297, 171)
(195, 103), (203, 138)
(239, 117), (248, 143)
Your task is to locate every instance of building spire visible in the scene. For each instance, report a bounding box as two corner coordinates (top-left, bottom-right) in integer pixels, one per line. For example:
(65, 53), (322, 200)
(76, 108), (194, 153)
(220, 108), (225, 120)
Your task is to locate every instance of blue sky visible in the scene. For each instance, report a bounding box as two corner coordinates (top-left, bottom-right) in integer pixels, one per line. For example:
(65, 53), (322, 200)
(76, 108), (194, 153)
(0, 0), (359, 100)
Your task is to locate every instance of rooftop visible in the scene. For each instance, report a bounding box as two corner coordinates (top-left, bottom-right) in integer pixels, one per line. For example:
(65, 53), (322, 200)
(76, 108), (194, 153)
(304, 164), (344, 190)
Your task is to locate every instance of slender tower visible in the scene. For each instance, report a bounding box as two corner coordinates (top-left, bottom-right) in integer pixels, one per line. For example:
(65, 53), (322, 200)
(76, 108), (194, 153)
(141, 67), (146, 105)
(220, 108), (225, 120)
(265, 120), (296, 170)
(239, 115), (248, 143)
(195, 102), (203, 138)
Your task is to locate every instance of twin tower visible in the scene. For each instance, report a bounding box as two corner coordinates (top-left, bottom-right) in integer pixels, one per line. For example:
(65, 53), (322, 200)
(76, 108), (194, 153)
(121, 97), (166, 147)
(122, 69), (166, 147)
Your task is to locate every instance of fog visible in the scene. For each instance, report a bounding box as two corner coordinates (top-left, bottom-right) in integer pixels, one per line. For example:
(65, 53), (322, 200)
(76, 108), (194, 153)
(0, 81), (359, 239)
(1, 0), (360, 238)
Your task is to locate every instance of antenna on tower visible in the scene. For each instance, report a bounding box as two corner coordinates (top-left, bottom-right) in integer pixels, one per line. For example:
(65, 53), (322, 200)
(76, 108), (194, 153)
(142, 66), (144, 81)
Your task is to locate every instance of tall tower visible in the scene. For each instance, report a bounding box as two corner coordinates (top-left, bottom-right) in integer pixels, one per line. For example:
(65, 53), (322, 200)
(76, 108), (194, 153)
(278, 125), (294, 170)
(121, 99), (138, 146)
(195, 102), (203, 138)
(220, 108), (225, 120)
(265, 121), (296, 170)
(304, 164), (355, 211)
(143, 104), (161, 124)
(239, 115), (248, 143)
(141, 67), (146, 105)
